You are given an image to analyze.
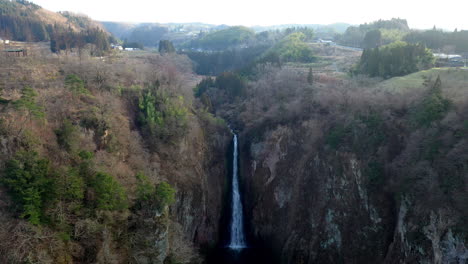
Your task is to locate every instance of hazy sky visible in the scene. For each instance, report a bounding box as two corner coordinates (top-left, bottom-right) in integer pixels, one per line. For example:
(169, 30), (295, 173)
(31, 0), (466, 30)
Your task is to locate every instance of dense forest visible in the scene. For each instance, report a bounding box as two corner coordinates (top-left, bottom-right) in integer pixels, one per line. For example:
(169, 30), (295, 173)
(404, 28), (468, 53)
(50, 27), (111, 55)
(355, 41), (435, 78)
(0, 0), (49, 41)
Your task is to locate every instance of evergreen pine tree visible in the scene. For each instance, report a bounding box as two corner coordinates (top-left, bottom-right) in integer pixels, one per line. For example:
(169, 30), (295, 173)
(307, 67), (314, 85)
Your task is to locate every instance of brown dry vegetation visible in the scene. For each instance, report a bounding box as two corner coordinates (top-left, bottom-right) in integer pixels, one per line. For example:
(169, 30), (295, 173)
(0, 49), (229, 263)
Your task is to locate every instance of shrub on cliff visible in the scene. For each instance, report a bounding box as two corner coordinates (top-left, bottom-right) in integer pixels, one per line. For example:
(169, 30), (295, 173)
(90, 172), (127, 210)
(135, 173), (176, 211)
(154, 182), (176, 210)
(54, 167), (85, 210)
(137, 87), (188, 146)
(135, 172), (154, 202)
(326, 124), (350, 150)
(13, 86), (45, 120)
(65, 74), (89, 95)
(55, 119), (79, 152)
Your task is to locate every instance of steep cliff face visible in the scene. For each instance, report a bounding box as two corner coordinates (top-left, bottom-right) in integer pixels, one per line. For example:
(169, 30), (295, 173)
(239, 117), (467, 263)
(169, 119), (231, 261)
(240, 125), (394, 263)
(130, 118), (231, 264)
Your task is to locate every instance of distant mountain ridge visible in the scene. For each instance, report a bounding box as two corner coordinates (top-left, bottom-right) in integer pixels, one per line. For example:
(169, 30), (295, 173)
(101, 21), (352, 47)
(251, 22), (351, 33)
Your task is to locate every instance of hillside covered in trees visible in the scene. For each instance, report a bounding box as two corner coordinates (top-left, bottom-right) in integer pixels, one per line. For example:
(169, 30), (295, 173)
(0, 0), (48, 41)
(0, 0), (112, 54)
(336, 18), (410, 48)
(336, 18), (468, 54)
(0, 40), (230, 263)
(184, 26), (316, 75)
(186, 26), (255, 50)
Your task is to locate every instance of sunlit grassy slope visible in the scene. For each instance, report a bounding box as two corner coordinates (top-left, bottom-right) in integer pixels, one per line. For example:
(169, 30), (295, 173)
(375, 68), (468, 104)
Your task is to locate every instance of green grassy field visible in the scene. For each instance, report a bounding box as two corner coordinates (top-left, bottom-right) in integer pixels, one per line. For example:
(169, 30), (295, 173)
(376, 68), (468, 101)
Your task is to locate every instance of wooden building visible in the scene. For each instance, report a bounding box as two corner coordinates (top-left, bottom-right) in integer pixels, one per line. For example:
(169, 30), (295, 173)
(3, 48), (27, 57)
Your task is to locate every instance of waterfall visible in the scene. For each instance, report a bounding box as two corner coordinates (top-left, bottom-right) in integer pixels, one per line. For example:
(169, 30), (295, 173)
(228, 133), (247, 250)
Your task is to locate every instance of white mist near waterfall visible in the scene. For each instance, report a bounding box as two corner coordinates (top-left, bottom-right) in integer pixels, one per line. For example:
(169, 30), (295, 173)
(228, 134), (247, 250)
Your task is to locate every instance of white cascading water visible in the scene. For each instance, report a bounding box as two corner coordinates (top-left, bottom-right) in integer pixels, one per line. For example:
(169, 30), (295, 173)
(228, 134), (247, 250)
